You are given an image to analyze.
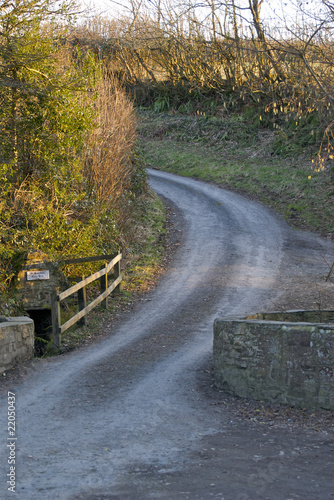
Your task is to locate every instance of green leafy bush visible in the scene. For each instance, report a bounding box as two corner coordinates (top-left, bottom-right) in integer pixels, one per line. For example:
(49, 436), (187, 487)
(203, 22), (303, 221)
(0, 2), (148, 315)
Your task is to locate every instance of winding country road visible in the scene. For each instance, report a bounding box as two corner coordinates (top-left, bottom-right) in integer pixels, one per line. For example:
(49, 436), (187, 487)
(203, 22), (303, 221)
(1, 169), (334, 499)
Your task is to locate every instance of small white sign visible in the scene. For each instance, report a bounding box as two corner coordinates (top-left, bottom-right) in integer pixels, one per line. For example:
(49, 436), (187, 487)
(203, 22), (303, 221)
(26, 270), (50, 281)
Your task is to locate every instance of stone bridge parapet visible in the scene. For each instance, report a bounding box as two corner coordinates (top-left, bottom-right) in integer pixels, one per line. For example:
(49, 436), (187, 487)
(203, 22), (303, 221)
(213, 310), (334, 410)
(0, 317), (34, 374)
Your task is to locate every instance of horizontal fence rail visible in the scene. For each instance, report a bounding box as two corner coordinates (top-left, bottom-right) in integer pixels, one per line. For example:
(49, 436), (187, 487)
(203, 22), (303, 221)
(51, 253), (122, 347)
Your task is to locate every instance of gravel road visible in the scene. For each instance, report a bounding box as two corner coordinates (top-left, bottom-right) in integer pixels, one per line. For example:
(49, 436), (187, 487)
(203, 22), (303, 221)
(0, 169), (333, 500)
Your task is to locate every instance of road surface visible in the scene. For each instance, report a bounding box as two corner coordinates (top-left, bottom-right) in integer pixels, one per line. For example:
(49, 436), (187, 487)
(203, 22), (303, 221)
(1, 169), (333, 499)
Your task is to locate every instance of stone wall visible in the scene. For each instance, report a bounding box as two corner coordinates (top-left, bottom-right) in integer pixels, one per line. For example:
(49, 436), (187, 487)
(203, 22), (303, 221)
(17, 249), (68, 310)
(213, 310), (334, 410)
(0, 317), (35, 374)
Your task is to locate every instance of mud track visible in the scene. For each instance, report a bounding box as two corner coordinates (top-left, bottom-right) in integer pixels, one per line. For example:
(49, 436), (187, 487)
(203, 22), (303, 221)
(1, 170), (334, 499)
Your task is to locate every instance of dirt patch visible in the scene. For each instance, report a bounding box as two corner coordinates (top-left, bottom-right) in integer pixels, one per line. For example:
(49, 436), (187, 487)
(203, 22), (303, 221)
(197, 361), (334, 434)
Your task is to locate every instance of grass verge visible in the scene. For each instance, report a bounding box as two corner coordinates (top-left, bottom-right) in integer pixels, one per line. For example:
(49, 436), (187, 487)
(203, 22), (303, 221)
(139, 109), (334, 239)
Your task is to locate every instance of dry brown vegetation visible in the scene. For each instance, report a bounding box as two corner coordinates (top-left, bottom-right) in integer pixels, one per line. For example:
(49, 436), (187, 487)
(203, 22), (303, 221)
(83, 74), (138, 205)
(75, 1), (334, 172)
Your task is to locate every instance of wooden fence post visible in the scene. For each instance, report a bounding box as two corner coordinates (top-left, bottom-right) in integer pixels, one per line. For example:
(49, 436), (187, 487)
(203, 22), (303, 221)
(115, 253), (121, 294)
(48, 253), (123, 344)
(78, 276), (87, 326)
(51, 288), (61, 348)
(100, 263), (108, 309)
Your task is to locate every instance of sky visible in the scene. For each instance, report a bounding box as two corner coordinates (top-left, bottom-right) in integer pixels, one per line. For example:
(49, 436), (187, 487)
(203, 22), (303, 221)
(79, 0), (329, 32)
(79, 0), (125, 18)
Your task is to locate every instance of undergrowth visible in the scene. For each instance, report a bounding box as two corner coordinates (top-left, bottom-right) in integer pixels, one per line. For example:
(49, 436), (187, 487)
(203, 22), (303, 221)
(59, 191), (166, 353)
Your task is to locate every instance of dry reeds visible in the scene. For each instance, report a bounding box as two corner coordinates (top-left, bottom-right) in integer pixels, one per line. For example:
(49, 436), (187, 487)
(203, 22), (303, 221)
(83, 74), (137, 207)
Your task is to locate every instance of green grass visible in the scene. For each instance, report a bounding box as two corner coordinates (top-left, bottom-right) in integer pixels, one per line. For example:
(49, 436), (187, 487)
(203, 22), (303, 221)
(139, 109), (334, 238)
(122, 192), (166, 293)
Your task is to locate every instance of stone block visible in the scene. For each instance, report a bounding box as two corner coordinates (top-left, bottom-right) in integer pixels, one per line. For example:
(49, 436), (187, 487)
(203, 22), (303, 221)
(214, 310), (334, 410)
(17, 250), (68, 309)
(0, 317), (34, 374)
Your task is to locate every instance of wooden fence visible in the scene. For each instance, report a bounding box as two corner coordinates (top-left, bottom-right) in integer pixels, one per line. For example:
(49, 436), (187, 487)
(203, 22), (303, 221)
(51, 253), (122, 347)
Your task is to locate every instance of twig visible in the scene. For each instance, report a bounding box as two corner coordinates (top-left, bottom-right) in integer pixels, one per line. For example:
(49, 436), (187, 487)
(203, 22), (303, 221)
(325, 261), (334, 282)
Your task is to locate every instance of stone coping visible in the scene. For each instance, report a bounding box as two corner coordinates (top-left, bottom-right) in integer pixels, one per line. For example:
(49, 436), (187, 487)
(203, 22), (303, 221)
(221, 309), (334, 326)
(0, 316), (34, 326)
